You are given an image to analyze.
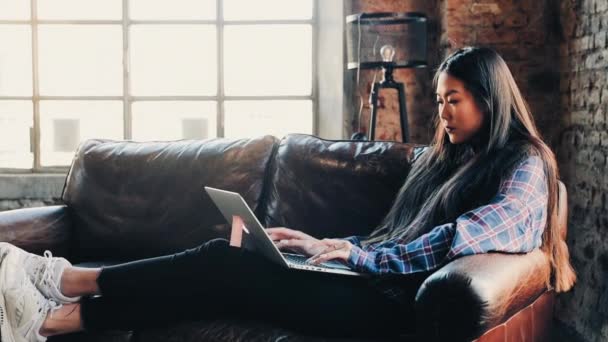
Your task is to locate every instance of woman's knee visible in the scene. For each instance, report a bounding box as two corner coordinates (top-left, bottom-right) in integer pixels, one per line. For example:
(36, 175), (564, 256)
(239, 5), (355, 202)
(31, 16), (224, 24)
(195, 238), (232, 257)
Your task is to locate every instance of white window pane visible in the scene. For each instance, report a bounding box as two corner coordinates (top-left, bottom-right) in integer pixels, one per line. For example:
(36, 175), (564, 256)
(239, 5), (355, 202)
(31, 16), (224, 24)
(130, 25), (217, 96)
(224, 100), (312, 139)
(0, 0), (30, 20)
(38, 25), (122, 96)
(38, 0), (121, 20)
(0, 101), (33, 169)
(40, 101), (123, 166)
(130, 0), (215, 20)
(224, 0), (312, 20)
(132, 101), (216, 141)
(224, 25), (311, 96)
(0, 26), (32, 96)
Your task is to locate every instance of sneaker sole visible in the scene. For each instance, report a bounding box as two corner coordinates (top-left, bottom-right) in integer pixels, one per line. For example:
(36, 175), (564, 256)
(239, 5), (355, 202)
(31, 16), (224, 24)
(0, 250), (17, 342)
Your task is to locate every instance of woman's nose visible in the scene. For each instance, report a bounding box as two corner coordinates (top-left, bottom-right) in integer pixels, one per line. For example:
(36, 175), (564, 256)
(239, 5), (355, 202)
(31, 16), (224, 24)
(439, 104), (450, 120)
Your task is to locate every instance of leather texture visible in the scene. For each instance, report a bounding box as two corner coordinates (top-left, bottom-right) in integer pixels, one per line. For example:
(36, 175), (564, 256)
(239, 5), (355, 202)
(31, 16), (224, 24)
(415, 249), (551, 341)
(62, 136), (278, 262)
(415, 182), (567, 341)
(1, 134), (568, 341)
(473, 291), (555, 342)
(261, 134), (419, 238)
(0, 205), (71, 257)
(134, 319), (395, 342)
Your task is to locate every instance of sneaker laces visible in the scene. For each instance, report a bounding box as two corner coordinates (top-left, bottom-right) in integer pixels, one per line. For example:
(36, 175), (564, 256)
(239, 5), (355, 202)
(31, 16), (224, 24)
(40, 251), (56, 289)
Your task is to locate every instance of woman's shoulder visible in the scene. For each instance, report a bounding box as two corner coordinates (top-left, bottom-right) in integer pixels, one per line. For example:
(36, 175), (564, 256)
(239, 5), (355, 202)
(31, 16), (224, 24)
(501, 154), (547, 201)
(514, 154), (544, 171)
(510, 144), (546, 175)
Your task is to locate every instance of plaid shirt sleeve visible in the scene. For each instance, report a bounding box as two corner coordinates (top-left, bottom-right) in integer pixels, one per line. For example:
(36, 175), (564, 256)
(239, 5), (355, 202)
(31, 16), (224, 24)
(342, 155), (548, 275)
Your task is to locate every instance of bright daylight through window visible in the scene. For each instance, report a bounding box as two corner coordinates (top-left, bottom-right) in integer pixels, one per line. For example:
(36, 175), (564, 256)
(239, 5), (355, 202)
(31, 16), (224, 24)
(0, 0), (314, 170)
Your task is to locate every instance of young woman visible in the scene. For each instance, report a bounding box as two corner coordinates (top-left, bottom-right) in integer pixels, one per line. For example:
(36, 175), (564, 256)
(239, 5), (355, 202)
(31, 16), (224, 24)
(0, 47), (576, 342)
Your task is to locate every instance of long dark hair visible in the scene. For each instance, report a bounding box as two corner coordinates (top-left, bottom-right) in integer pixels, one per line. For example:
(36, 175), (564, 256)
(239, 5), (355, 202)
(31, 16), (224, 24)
(362, 47), (575, 292)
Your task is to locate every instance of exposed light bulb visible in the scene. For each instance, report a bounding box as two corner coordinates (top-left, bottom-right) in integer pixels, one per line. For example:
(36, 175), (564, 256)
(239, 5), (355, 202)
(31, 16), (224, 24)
(380, 44), (395, 62)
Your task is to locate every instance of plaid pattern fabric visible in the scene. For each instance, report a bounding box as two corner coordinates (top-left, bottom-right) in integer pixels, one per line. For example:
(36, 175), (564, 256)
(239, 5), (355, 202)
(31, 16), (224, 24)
(341, 155), (548, 275)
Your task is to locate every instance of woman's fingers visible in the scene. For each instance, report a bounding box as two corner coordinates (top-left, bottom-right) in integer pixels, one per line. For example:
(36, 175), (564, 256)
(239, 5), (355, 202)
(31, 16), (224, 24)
(275, 238), (330, 256)
(307, 249), (349, 265)
(307, 241), (352, 264)
(267, 227), (315, 242)
(275, 238), (307, 253)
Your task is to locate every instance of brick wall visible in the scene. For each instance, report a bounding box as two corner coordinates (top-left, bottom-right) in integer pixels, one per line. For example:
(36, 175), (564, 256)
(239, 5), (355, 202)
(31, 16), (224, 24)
(346, 0), (563, 147)
(555, 1), (608, 341)
(439, 0), (563, 148)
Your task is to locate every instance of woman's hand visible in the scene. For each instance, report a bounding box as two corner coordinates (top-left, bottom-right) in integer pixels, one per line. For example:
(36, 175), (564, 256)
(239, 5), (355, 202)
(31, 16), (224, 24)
(306, 239), (353, 265)
(266, 227), (352, 264)
(267, 227), (322, 255)
(266, 227), (316, 243)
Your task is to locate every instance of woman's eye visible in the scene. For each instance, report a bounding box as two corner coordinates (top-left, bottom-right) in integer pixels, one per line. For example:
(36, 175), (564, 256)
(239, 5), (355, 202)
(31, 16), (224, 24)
(448, 100), (459, 105)
(436, 100), (443, 105)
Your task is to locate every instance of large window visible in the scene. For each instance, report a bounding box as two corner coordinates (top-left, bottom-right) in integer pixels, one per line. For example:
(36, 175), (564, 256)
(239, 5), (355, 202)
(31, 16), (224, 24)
(0, 0), (315, 170)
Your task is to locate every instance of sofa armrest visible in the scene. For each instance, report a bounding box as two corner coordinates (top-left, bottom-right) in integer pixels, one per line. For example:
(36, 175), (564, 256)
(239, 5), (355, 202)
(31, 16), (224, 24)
(414, 249), (550, 342)
(0, 205), (72, 257)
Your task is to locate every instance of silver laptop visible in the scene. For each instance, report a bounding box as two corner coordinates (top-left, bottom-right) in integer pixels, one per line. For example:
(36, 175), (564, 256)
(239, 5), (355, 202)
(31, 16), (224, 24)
(205, 186), (364, 277)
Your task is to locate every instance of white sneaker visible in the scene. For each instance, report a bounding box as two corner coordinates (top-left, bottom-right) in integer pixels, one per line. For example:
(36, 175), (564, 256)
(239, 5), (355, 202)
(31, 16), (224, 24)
(0, 243), (80, 304)
(0, 246), (57, 342)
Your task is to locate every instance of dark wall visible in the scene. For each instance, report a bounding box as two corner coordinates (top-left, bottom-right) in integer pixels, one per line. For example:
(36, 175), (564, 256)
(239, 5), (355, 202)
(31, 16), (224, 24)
(555, 1), (608, 341)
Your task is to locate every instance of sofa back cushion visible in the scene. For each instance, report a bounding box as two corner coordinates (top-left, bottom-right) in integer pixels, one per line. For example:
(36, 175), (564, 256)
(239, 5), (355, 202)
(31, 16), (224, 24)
(62, 136), (278, 261)
(260, 134), (419, 239)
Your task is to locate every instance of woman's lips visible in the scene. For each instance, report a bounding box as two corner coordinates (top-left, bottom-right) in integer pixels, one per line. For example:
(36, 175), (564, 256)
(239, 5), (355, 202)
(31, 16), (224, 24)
(445, 127), (455, 133)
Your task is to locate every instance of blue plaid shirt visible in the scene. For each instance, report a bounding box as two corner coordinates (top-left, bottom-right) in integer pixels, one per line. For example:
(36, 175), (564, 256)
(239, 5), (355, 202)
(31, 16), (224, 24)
(341, 154), (548, 275)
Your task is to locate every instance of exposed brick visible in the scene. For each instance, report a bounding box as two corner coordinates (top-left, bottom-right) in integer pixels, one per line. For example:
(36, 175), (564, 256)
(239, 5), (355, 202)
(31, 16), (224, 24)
(600, 131), (608, 147)
(593, 108), (605, 125)
(585, 49), (608, 68)
(504, 14), (528, 28)
(571, 110), (593, 125)
(479, 28), (529, 45)
(594, 31), (607, 49)
(573, 36), (593, 51)
(589, 88), (602, 107)
(559, 6), (608, 337)
(591, 15), (602, 32)
(470, 3), (501, 15)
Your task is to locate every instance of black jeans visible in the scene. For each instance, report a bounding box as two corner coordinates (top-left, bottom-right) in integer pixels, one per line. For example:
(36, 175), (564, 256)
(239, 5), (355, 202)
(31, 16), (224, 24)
(81, 239), (418, 338)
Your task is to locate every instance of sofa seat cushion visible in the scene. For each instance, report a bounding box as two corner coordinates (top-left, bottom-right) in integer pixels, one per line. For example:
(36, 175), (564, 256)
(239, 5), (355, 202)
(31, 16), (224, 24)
(48, 331), (133, 342)
(134, 319), (407, 342)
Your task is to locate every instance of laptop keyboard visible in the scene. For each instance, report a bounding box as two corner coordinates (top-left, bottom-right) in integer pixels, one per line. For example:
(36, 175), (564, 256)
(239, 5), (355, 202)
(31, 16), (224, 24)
(283, 253), (351, 271)
(284, 253), (314, 265)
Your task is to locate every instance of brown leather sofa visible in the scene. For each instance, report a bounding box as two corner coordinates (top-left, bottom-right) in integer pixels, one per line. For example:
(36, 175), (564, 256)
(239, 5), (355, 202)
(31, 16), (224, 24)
(0, 134), (567, 342)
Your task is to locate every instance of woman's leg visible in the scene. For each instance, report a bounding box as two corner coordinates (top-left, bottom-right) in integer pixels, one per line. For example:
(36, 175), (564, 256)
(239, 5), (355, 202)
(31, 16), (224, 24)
(60, 267), (102, 297)
(40, 303), (83, 336)
(45, 238), (418, 338)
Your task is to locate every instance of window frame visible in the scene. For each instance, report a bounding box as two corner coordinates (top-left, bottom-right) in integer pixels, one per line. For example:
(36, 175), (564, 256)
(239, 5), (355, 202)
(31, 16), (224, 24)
(0, 0), (318, 173)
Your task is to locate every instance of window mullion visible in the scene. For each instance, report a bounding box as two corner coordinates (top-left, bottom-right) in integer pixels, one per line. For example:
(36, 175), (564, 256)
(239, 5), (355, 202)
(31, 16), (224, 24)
(31, 0), (41, 171)
(123, 0), (131, 140)
(217, 0), (224, 138)
(311, 0), (318, 136)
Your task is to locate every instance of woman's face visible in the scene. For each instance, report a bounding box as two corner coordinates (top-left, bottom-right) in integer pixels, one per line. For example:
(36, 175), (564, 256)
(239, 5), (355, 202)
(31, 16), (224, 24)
(435, 72), (485, 145)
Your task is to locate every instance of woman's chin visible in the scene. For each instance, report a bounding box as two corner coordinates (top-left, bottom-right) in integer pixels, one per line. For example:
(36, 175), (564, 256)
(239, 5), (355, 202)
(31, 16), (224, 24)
(447, 136), (461, 144)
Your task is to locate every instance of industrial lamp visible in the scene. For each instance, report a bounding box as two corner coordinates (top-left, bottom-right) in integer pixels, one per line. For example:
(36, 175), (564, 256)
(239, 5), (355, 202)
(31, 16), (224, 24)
(346, 12), (427, 142)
